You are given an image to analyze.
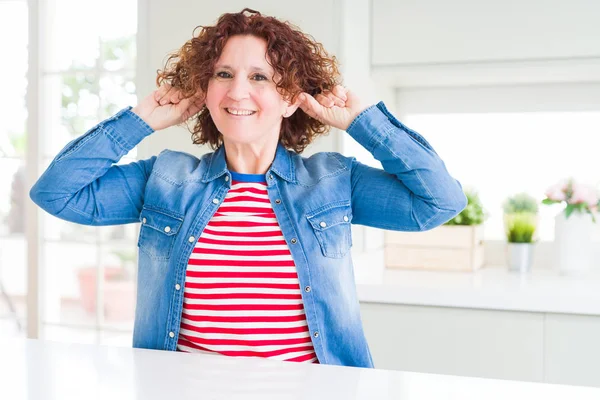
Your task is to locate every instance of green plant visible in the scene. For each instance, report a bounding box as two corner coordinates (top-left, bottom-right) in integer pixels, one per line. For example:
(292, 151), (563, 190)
(503, 192), (539, 214)
(445, 189), (486, 226)
(504, 212), (537, 243)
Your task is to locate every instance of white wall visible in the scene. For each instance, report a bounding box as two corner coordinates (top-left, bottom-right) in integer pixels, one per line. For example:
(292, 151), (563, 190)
(371, 0), (600, 88)
(395, 83), (600, 116)
(372, 0), (600, 66)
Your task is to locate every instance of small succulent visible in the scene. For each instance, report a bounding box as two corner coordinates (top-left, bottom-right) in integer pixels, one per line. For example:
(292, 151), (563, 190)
(503, 192), (539, 215)
(504, 212), (537, 243)
(445, 189), (486, 226)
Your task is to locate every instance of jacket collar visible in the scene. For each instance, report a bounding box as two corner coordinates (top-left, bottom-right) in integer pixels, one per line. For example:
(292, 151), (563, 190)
(201, 143), (296, 183)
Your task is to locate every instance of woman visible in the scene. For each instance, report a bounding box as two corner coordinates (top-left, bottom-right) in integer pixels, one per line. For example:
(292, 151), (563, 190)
(30, 8), (466, 367)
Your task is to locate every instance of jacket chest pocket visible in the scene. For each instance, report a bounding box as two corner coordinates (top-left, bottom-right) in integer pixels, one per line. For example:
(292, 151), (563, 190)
(138, 207), (183, 260)
(306, 202), (353, 259)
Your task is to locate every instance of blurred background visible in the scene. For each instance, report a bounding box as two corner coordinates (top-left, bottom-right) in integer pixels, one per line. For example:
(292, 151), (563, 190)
(1, 0), (599, 388)
(0, 0), (139, 346)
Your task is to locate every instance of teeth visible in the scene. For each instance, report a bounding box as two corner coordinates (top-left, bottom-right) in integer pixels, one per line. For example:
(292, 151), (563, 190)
(226, 108), (255, 116)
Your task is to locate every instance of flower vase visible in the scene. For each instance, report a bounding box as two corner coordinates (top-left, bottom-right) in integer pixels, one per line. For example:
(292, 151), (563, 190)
(554, 212), (594, 275)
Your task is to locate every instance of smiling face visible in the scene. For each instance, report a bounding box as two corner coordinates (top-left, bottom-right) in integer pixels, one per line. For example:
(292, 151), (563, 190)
(205, 35), (298, 148)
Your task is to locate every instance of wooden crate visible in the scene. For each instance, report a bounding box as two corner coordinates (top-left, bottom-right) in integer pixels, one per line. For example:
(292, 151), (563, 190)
(384, 225), (485, 272)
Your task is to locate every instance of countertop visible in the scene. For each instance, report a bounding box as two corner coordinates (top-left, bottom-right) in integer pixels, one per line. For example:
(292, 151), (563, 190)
(2, 339), (600, 399)
(355, 261), (600, 316)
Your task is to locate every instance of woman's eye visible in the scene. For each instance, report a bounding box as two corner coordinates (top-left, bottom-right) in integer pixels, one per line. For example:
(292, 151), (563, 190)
(216, 71), (231, 78)
(252, 74), (268, 81)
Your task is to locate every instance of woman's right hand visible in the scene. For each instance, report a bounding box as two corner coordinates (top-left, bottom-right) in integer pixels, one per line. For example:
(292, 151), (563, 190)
(131, 84), (205, 131)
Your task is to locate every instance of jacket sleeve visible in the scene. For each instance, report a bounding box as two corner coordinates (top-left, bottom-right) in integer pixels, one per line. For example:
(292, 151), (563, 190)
(30, 107), (156, 226)
(346, 102), (467, 231)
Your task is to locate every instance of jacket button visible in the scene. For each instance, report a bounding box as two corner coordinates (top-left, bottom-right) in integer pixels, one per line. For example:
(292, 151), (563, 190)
(175, 284), (181, 291)
(142, 218), (147, 224)
(269, 174), (274, 180)
(319, 221), (327, 228)
(188, 236), (195, 243)
(304, 286), (311, 293)
(275, 199), (281, 204)
(343, 216), (349, 222)
(212, 198), (219, 204)
(313, 331), (319, 338)
(169, 332), (175, 338)
(224, 176), (229, 182)
(164, 226), (171, 233)
(290, 238), (297, 244)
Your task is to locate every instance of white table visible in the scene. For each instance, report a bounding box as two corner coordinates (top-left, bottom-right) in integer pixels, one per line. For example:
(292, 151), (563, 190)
(1, 339), (600, 399)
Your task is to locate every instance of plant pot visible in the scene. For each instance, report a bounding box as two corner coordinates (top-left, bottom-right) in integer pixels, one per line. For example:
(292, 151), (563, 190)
(77, 266), (136, 321)
(384, 225), (485, 271)
(506, 243), (534, 273)
(554, 212), (593, 275)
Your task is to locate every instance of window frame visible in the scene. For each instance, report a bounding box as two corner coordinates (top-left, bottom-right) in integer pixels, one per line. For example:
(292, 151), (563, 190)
(25, 0), (141, 341)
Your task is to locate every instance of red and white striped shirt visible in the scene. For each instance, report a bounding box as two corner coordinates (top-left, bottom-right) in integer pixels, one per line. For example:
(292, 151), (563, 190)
(176, 172), (318, 363)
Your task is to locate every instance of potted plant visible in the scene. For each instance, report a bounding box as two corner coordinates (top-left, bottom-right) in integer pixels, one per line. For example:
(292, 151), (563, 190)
(542, 178), (599, 274)
(385, 189), (487, 271)
(77, 249), (137, 320)
(503, 193), (539, 273)
(503, 192), (540, 215)
(445, 189), (486, 227)
(543, 178), (599, 221)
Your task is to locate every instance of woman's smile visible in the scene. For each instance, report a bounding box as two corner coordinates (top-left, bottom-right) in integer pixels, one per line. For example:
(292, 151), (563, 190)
(224, 107), (257, 117)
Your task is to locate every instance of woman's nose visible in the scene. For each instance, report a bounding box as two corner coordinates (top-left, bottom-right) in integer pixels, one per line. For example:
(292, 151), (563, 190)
(227, 77), (251, 101)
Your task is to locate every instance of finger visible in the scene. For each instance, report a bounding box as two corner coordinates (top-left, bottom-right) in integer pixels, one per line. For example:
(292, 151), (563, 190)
(332, 85), (348, 101)
(169, 90), (182, 104)
(321, 90), (344, 107)
(315, 93), (334, 108)
(174, 97), (192, 120)
(154, 86), (167, 102)
(160, 87), (174, 105)
(323, 91), (345, 107)
(344, 88), (363, 111)
(155, 84), (171, 103)
(298, 93), (325, 121)
(159, 86), (177, 105)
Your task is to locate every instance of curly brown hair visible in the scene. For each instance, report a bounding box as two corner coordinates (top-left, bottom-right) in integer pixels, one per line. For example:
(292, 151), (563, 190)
(156, 8), (341, 153)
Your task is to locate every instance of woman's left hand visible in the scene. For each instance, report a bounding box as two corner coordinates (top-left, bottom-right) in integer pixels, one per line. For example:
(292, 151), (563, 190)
(297, 85), (368, 131)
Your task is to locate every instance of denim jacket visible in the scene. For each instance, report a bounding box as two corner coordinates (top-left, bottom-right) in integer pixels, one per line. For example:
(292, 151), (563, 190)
(30, 101), (466, 368)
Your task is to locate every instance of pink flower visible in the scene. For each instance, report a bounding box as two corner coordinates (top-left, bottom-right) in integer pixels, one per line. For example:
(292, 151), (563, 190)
(545, 180), (568, 201)
(570, 182), (599, 206)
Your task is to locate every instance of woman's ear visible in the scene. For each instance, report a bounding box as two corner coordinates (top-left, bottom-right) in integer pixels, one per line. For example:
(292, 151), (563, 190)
(282, 95), (302, 118)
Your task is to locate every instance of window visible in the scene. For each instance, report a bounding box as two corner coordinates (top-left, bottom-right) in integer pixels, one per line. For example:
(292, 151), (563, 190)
(37, 0), (138, 345)
(341, 84), (600, 244)
(403, 111), (600, 241)
(0, 0), (28, 338)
